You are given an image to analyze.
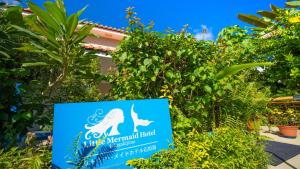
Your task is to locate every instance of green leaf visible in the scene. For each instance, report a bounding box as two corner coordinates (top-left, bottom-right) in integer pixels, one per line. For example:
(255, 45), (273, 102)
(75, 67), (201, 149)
(190, 75), (195, 82)
(22, 62), (48, 67)
(151, 76), (156, 81)
(166, 71), (175, 78)
(120, 52), (127, 62)
(0, 51), (10, 58)
(16, 44), (41, 52)
(23, 16), (60, 48)
(56, 0), (66, 12)
(12, 25), (41, 40)
(217, 90), (223, 96)
(12, 112), (32, 122)
(44, 1), (66, 25)
(216, 62), (274, 80)
(167, 51), (172, 56)
(257, 11), (277, 19)
(28, 2), (60, 31)
(67, 13), (79, 38)
(177, 50), (185, 57)
(13, 24), (59, 51)
(152, 55), (159, 61)
(204, 85), (212, 93)
(270, 4), (280, 12)
(76, 5), (88, 16)
(286, 1), (300, 7)
(251, 27), (265, 31)
(140, 65), (147, 72)
(30, 41), (63, 63)
(238, 14), (270, 28)
(226, 83), (233, 90)
(72, 25), (94, 44)
(143, 58), (152, 66)
(5, 6), (23, 26)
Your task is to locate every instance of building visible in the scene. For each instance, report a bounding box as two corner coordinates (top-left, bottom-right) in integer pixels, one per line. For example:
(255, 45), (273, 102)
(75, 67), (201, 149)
(80, 21), (127, 93)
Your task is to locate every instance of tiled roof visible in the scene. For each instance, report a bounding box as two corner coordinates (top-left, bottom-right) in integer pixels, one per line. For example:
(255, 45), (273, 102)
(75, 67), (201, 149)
(82, 43), (116, 52)
(80, 21), (126, 34)
(23, 8), (32, 13)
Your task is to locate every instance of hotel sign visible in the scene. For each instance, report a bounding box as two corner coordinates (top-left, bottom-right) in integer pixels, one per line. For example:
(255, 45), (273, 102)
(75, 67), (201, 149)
(52, 99), (173, 169)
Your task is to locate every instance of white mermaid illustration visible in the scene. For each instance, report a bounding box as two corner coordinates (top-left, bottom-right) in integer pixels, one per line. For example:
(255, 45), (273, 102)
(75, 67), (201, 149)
(131, 104), (154, 132)
(85, 108), (124, 140)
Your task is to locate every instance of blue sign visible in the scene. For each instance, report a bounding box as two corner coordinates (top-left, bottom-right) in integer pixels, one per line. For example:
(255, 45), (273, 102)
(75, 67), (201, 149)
(52, 99), (173, 169)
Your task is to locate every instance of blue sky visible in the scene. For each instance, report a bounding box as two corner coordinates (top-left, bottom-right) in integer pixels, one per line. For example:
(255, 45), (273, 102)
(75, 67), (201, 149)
(10, 0), (287, 40)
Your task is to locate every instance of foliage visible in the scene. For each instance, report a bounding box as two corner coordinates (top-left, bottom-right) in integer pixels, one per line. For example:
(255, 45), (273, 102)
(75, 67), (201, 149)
(127, 139), (213, 169)
(0, 0), (106, 167)
(238, 14), (270, 28)
(109, 10), (272, 131)
(0, 0), (104, 147)
(13, 0), (101, 98)
(3, 0), (299, 168)
(225, 81), (271, 121)
(0, 3), (36, 147)
(216, 62), (273, 80)
(0, 146), (51, 169)
(110, 22), (215, 130)
(237, 1), (299, 28)
(238, 3), (300, 95)
(127, 126), (269, 169)
(111, 9), (273, 169)
(65, 132), (117, 169)
(286, 1), (300, 8)
(208, 127), (269, 169)
(270, 108), (300, 126)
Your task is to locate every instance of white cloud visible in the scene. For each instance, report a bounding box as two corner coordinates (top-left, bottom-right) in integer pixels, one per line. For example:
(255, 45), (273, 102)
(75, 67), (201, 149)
(2, 0), (20, 5)
(194, 25), (214, 41)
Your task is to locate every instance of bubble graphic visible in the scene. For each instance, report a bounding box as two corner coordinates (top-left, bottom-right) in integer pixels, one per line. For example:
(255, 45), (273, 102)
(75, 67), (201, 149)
(87, 109), (104, 125)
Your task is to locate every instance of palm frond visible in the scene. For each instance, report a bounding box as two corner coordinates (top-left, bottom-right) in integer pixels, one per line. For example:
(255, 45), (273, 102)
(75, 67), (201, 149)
(87, 144), (117, 169)
(216, 62), (274, 80)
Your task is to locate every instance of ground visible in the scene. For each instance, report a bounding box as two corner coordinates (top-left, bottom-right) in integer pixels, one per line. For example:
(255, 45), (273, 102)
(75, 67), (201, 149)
(260, 126), (300, 169)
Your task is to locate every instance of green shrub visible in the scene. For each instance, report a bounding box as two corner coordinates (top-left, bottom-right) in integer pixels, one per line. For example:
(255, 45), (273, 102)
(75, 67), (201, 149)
(0, 146), (51, 169)
(239, 6), (300, 95)
(209, 128), (269, 169)
(109, 10), (273, 131)
(221, 81), (271, 122)
(127, 127), (269, 169)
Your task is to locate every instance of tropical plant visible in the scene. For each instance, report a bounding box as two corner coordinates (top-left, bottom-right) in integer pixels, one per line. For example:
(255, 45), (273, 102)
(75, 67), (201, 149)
(271, 108), (300, 126)
(286, 0), (300, 7)
(238, 1), (300, 29)
(222, 81), (271, 122)
(0, 3), (36, 147)
(6, 0), (103, 139)
(127, 126), (269, 169)
(63, 132), (117, 169)
(109, 9), (272, 132)
(216, 62), (273, 80)
(238, 1), (300, 95)
(0, 146), (52, 169)
(13, 0), (100, 98)
(1, 0), (103, 148)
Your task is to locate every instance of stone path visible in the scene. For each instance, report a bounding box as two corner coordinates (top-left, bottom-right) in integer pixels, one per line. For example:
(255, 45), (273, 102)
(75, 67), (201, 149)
(260, 126), (300, 169)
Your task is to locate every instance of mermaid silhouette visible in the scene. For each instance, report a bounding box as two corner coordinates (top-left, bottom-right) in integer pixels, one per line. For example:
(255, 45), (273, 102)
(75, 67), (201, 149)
(85, 108), (124, 140)
(131, 104), (154, 132)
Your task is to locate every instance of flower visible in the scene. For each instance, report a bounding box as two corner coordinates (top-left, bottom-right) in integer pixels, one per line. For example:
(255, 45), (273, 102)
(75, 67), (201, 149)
(271, 108), (299, 126)
(289, 16), (300, 23)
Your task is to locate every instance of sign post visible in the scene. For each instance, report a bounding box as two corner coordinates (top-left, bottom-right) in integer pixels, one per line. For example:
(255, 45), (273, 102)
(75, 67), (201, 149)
(52, 98), (173, 169)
